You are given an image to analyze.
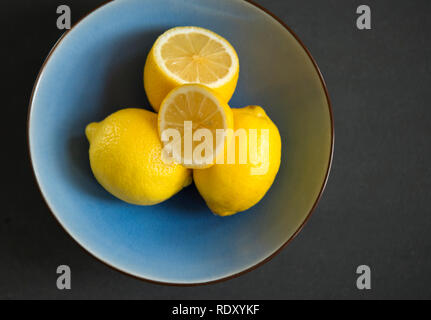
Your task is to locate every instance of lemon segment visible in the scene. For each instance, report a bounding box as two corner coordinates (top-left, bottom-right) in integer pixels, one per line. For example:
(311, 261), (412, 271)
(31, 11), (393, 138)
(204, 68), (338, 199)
(158, 84), (233, 169)
(144, 26), (239, 111)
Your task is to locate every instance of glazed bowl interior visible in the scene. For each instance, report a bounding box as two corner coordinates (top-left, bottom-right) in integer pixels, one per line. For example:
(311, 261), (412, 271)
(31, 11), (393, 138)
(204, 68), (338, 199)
(29, 0), (332, 284)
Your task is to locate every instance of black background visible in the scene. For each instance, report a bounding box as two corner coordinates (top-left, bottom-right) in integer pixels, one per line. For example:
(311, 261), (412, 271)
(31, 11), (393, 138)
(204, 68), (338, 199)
(1, 0), (430, 299)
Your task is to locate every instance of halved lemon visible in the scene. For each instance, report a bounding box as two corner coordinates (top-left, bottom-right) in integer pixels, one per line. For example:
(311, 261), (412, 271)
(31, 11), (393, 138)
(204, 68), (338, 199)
(158, 84), (233, 169)
(144, 26), (239, 111)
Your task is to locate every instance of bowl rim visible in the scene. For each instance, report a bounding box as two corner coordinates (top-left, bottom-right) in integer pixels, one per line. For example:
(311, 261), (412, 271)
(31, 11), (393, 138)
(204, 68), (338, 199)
(27, 0), (334, 286)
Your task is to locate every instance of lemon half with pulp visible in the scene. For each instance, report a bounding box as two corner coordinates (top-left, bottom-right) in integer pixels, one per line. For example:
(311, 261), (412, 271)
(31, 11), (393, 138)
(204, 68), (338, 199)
(158, 84), (233, 169)
(144, 26), (239, 111)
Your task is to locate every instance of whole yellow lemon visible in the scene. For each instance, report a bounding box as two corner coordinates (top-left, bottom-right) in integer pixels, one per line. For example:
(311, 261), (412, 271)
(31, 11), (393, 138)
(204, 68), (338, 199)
(85, 108), (192, 205)
(193, 106), (282, 216)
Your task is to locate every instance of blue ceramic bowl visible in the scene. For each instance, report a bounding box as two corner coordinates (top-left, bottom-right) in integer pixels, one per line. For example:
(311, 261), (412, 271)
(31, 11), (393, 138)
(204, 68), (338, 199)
(28, 0), (333, 284)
